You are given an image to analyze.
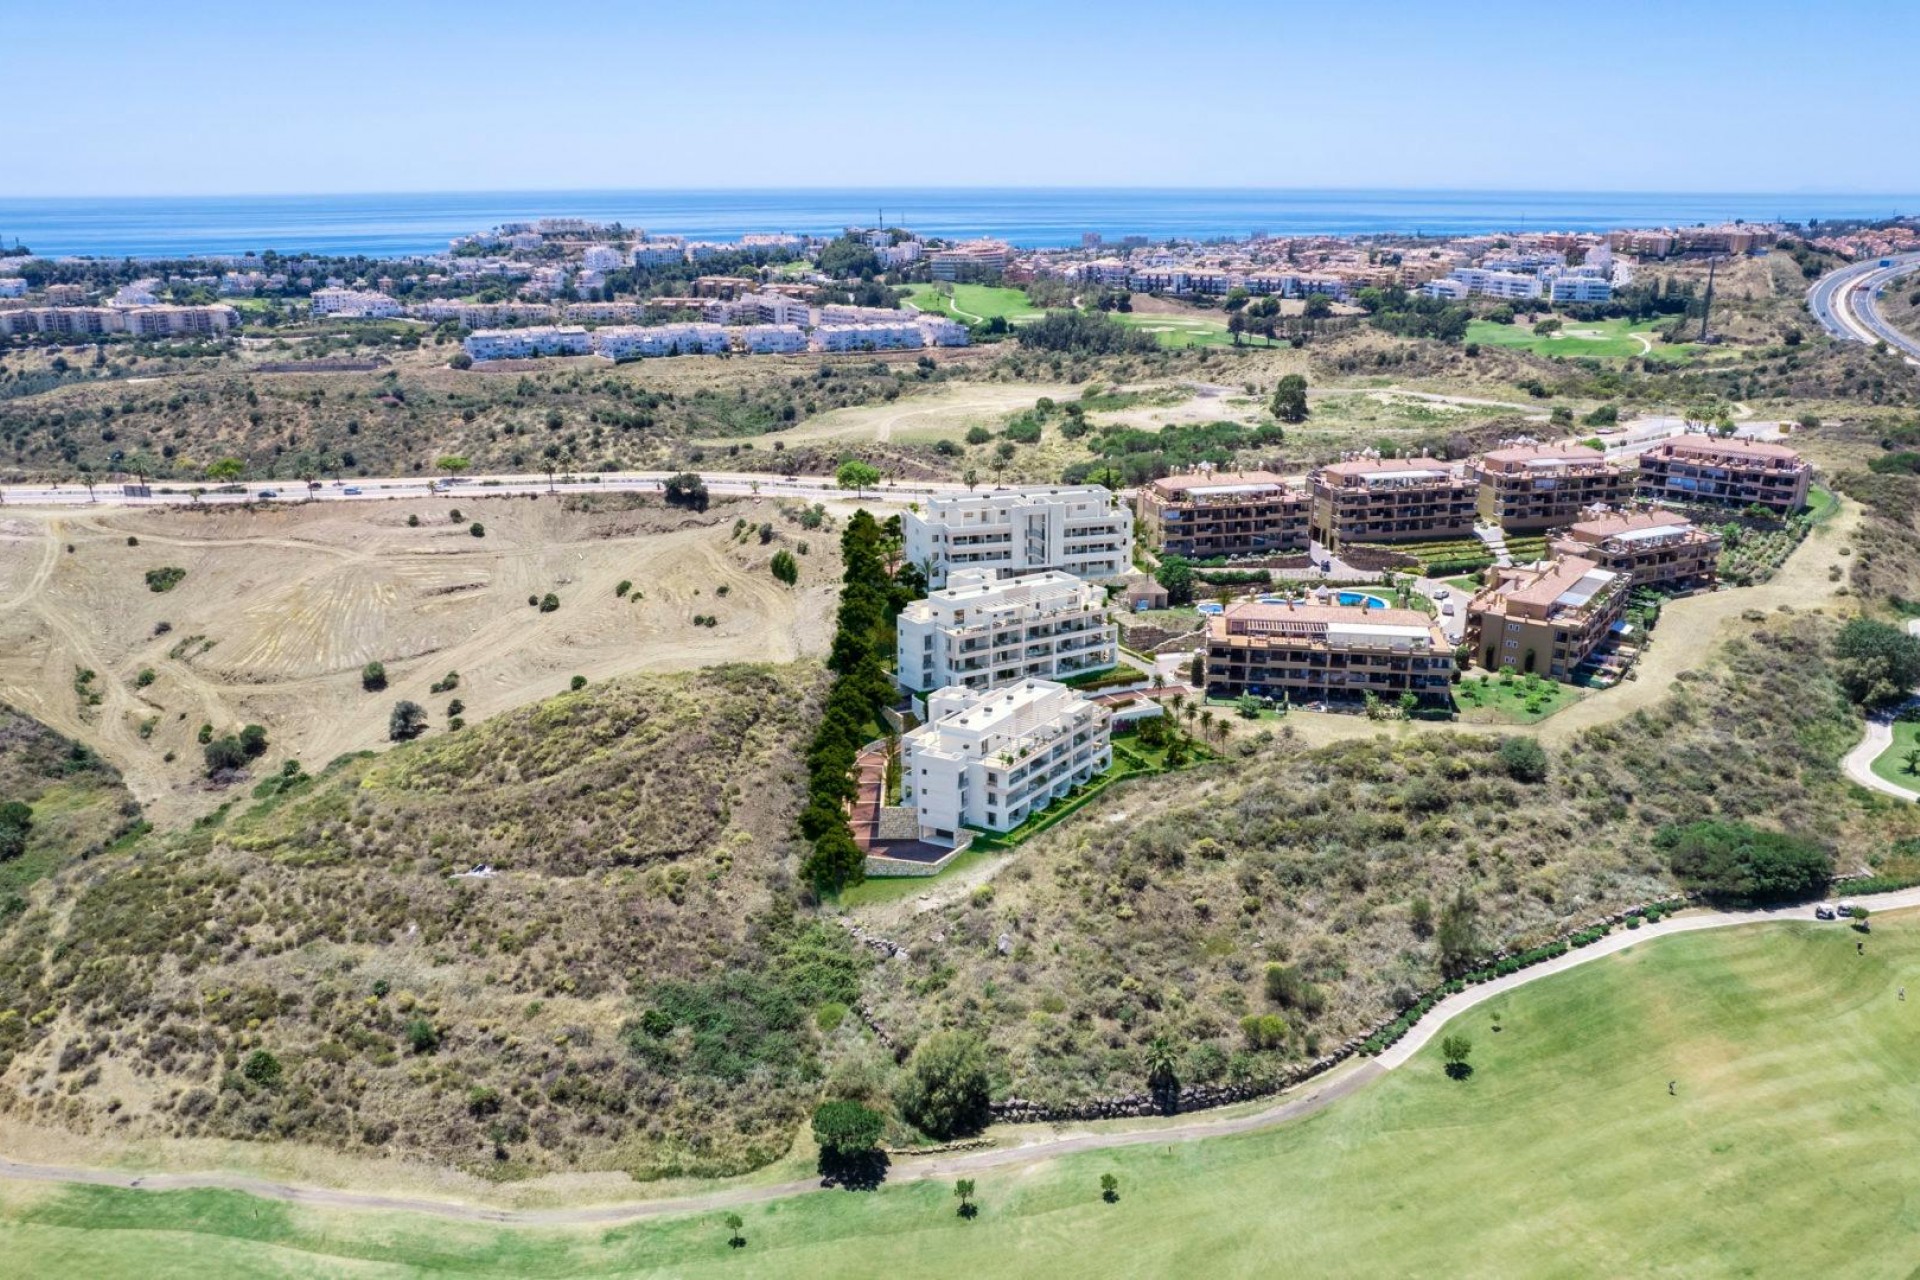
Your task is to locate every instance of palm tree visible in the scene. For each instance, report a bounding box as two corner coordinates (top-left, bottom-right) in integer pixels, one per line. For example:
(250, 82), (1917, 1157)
(1198, 708), (1214, 740)
(1903, 746), (1920, 776)
(1144, 1033), (1180, 1089)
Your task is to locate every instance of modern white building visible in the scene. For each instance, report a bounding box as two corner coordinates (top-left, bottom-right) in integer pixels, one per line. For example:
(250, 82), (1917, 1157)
(812, 321), (924, 351)
(904, 486), (1135, 589)
(704, 292), (811, 326)
(896, 569), (1116, 695)
(631, 242), (686, 268)
(915, 315), (970, 347)
(901, 678), (1111, 840)
(591, 322), (728, 360)
(738, 323), (809, 353)
(1420, 277), (1471, 299)
(310, 287), (402, 319)
(1548, 275), (1613, 303)
(581, 244), (624, 272)
(462, 326), (592, 360)
(1448, 267), (1544, 299)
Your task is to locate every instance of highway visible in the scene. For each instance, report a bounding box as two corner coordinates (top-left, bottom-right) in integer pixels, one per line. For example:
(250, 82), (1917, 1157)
(1806, 251), (1920, 358)
(0, 469), (982, 511)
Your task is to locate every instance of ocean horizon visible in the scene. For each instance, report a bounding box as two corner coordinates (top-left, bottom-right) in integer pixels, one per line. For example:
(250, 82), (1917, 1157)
(1, 187), (1915, 260)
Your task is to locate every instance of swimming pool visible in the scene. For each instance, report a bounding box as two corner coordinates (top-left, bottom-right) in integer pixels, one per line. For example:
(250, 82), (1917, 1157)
(1197, 602), (1224, 615)
(1336, 591), (1392, 607)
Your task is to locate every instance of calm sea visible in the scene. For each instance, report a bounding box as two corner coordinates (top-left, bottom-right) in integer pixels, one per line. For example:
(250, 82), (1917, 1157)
(0, 189), (1913, 260)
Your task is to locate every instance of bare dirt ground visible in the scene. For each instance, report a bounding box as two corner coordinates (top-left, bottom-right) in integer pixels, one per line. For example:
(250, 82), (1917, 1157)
(711, 381), (1074, 448)
(0, 494), (834, 826)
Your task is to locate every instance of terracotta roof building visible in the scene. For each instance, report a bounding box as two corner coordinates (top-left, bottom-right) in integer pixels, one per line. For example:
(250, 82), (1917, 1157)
(1634, 435), (1811, 515)
(1203, 600), (1454, 704)
(1550, 507), (1720, 590)
(1136, 471), (1308, 560)
(1465, 556), (1629, 680)
(1306, 456), (1477, 551)
(1471, 443), (1632, 532)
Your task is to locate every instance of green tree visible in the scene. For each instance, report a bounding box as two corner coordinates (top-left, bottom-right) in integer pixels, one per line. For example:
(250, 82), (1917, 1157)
(0, 800), (32, 862)
(770, 549), (799, 585)
(1100, 1172), (1120, 1203)
(241, 1049), (282, 1087)
(1303, 293), (1334, 320)
(1269, 373), (1310, 423)
(1833, 619), (1920, 707)
(811, 1099), (885, 1158)
(1904, 746), (1920, 776)
(1145, 1032), (1181, 1090)
(361, 661), (388, 692)
(205, 457), (245, 483)
(1657, 820), (1832, 903)
(1155, 554), (1196, 606)
(663, 472), (709, 511)
(954, 1178), (978, 1219)
(436, 455), (470, 484)
(723, 1212), (745, 1249)
(1441, 1033), (1473, 1079)
(895, 1030), (992, 1139)
(836, 459), (881, 495)
(1498, 736), (1548, 783)
(388, 700), (428, 741)
(1436, 889), (1482, 977)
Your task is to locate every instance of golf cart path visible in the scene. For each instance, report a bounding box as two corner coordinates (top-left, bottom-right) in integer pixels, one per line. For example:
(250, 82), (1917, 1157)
(1840, 620), (1920, 799)
(7, 889), (1920, 1227)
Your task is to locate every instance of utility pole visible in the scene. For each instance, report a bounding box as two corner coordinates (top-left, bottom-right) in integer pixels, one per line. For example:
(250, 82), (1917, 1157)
(1698, 254), (1718, 343)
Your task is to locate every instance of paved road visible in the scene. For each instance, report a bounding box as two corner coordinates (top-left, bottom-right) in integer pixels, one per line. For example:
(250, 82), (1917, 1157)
(1807, 252), (1920, 358)
(6, 885), (1920, 1227)
(1839, 620), (1920, 801)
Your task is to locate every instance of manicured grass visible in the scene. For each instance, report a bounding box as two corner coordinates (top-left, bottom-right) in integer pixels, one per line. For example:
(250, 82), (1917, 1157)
(1106, 311), (1234, 348)
(1467, 316), (1700, 364)
(12, 917), (1920, 1276)
(1870, 718), (1920, 796)
(1455, 672), (1584, 724)
(906, 284), (1040, 325)
(1442, 574), (1484, 593)
(835, 846), (1001, 908)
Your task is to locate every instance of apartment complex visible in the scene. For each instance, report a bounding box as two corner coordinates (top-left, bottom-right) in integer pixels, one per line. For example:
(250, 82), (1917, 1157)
(904, 486), (1134, 588)
(929, 241), (1010, 282)
(901, 679), (1111, 840)
(1307, 457), (1477, 550)
(1466, 556), (1628, 679)
(1203, 601), (1454, 704)
(895, 569), (1116, 695)
(1550, 507), (1721, 590)
(310, 287), (401, 319)
(462, 326), (593, 360)
(591, 323), (729, 360)
(0, 304), (238, 338)
(1634, 435), (1811, 515)
(1135, 471), (1308, 560)
(1471, 443), (1632, 532)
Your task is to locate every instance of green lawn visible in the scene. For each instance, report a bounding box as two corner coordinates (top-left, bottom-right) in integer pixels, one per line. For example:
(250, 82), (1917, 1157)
(1455, 672), (1584, 724)
(1107, 311), (1235, 348)
(1467, 316), (1700, 364)
(1871, 718), (1920, 796)
(10, 916), (1920, 1276)
(906, 285), (1040, 325)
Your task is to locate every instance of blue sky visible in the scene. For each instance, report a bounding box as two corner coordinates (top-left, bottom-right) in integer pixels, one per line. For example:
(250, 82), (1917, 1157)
(12, 0), (1917, 195)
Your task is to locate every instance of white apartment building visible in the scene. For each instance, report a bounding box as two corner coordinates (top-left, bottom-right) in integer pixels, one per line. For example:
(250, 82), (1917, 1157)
(904, 486), (1135, 589)
(738, 323), (808, 353)
(1548, 275), (1613, 303)
(631, 242), (686, 267)
(811, 322), (924, 352)
(1420, 278), (1471, 299)
(120, 304), (241, 337)
(111, 280), (160, 307)
(0, 304), (237, 337)
(896, 568), (1116, 695)
(1481, 251), (1564, 273)
(901, 678), (1111, 840)
(704, 292), (811, 326)
(818, 304), (909, 325)
(916, 315), (970, 347)
(310, 287), (402, 319)
(591, 322), (728, 360)
(462, 326), (592, 360)
(1448, 267), (1544, 299)
(581, 244), (624, 272)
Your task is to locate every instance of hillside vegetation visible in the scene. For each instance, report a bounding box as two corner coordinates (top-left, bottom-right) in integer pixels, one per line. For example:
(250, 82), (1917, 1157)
(0, 663), (854, 1182)
(860, 611), (1920, 1108)
(0, 706), (142, 911)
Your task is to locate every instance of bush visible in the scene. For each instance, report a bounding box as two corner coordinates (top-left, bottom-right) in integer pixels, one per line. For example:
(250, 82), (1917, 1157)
(406, 1018), (440, 1054)
(0, 800), (31, 862)
(1658, 820), (1832, 903)
(1833, 618), (1920, 707)
(469, 522), (485, 538)
(241, 1049), (282, 1087)
(570, 675), (587, 691)
(539, 593), (560, 613)
(1263, 964), (1326, 1015)
(1240, 1012), (1288, 1050)
(663, 472), (709, 512)
(144, 566), (187, 593)
(203, 735), (249, 775)
(615, 579), (633, 597)
(361, 661), (388, 692)
(388, 701), (428, 741)
(1498, 736), (1548, 783)
(238, 724), (268, 757)
(895, 1030), (992, 1140)
(771, 549), (799, 586)
(811, 1099), (884, 1157)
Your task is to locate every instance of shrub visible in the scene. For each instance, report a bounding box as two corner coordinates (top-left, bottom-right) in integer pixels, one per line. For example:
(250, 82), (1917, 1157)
(388, 701), (428, 741)
(770, 550), (799, 586)
(469, 522), (485, 538)
(240, 1049), (282, 1087)
(1263, 964), (1326, 1015)
(144, 567), (186, 593)
(570, 675), (587, 691)
(203, 735), (249, 775)
(615, 580), (633, 597)
(0, 801), (32, 862)
(406, 1018), (440, 1054)
(811, 1100), (884, 1157)
(895, 1030), (992, 1139)
(135, 668), (156, 688)
(1240, 1013), (1288, 1050)
(1498, 736), (1548, 783)
(965, 425), (992, 446)
(663, 472), (709, 511)
(1657, 820), (1831, 903)
(238, 724), (268, 758)
(361, 661), (388, 692)
(539, 593), (560, 613)
(429, 671), (459, 694)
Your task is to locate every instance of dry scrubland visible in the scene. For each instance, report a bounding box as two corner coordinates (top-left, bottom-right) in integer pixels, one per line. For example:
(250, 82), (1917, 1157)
(0, 663), (857, 1184)
(0, 493), (834, 825)
(0, 707), (141, 906)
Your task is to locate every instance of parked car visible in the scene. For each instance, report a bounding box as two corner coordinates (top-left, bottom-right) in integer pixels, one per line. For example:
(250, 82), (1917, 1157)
(1441, 601), (1456, 617)
(1814, 904), (1837, 920)
(1434, 587), (1451, 600)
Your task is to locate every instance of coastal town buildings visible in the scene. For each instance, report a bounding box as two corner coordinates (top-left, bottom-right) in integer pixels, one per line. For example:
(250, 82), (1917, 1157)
(1634, 435), (1812, 515)
(1466, 556), (1629, 679)
(1307, 456), (1478, 550)
(1470, 443), (1632, 532)
(1550, 507), (1721, 590)
(905, 486), (1134, 589)
(896, 569), (1116, 695)
(901, 678), (1111, 839)
(1203, 600), (1454, 704)
(1135, 471), (1309, 559)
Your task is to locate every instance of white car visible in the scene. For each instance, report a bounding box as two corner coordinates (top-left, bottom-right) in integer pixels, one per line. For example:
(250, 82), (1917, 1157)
(1433, 587), (1451, 600)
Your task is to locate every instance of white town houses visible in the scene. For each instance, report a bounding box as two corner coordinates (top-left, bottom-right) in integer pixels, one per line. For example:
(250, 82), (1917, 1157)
(901, 679), (1111, 840)
(895, 569), (1116, 695)
(904, 486), (1134, 589)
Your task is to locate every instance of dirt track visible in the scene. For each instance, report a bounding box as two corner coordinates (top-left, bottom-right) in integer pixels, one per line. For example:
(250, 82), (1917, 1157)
(0, 494), (832, 826)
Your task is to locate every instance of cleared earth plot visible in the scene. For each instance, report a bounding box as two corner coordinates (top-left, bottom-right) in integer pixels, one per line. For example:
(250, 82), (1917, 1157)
(0, 495), (832, 825)
(718, 381), (1075, 447)
(4, 914), (1917, 1277)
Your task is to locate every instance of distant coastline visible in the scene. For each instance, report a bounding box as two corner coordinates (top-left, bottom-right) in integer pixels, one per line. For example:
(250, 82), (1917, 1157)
(1, 188), (1914, 260)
